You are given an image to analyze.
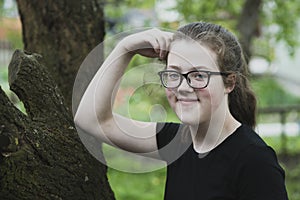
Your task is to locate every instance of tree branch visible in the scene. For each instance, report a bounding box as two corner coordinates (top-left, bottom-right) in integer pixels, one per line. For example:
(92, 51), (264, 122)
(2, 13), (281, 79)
(0, 86), (27, 156)
(8, 50), (72, 124)
(237, 0), (262, 62)
(0, 50), (114, 199)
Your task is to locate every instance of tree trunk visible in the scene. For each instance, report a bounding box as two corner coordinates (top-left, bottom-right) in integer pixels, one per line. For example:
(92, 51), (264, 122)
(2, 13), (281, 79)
(237, 0), (262, 63)
(0, 0), (115, 199)
(16, 0), (105, 109)
(0, 50), (115, 199)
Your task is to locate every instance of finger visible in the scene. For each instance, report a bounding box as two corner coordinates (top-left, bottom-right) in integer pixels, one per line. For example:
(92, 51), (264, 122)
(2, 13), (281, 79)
(147, 28), (167, 56)
(156, 36), (166, 59)
(130, 33), (159, 57)
(158, 32), (173, 60)
(147, 37), (160, 55)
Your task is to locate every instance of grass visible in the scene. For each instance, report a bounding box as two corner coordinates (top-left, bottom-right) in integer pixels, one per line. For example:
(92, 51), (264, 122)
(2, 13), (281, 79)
(108, 168), (166, 200)
(285, 162), (300, 200)
(263, 135), (300, 200)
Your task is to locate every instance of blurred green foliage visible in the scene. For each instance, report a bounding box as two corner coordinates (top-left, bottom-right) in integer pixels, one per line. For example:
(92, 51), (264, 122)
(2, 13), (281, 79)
(0, 67), (8, 90)
(105, 0), (300, 60)
(175, 0), (300, 57)
(176, 0), (243, 25)
(252, 76), (300, 107)
(0, 0), (5, 17)
(0, 0), (18, 17)
(0, 0), (23, 49)
(5, 28), (23, 49)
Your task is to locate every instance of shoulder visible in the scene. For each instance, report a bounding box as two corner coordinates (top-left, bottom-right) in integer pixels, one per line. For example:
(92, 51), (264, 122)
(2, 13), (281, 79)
(230, 126), (288, 199)
(233, 145), (288, 199)
(156, 122), (181, 135)
(236, 144), (282, 171)
(222, 124), (285, 177)
(229, 124), (282, 169)
(233, 124), (267, 147)
(156, 122), (191, 163)
(217, 124), (268, 160)
(156, 122), (182, 147)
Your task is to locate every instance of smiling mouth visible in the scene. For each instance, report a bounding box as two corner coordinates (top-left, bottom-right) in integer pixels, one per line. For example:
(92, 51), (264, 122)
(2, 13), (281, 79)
(177, 98), (199, 104)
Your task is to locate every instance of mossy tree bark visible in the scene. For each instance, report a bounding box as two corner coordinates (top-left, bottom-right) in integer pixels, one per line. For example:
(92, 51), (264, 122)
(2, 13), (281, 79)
(0, 50), (114, 199)
(16, 0), (105, 108)
(0, 0), (115, 199)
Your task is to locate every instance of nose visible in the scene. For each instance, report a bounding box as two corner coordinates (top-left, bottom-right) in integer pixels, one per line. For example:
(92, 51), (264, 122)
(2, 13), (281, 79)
(177, 77), (194, 92)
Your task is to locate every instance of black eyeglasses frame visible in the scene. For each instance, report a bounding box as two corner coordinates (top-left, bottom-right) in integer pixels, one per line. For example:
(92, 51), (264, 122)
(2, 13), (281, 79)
(157, 70), (229, 89)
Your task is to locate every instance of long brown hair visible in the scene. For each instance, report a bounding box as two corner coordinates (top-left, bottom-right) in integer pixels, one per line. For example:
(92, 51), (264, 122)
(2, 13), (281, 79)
(173, 22), (257, 128)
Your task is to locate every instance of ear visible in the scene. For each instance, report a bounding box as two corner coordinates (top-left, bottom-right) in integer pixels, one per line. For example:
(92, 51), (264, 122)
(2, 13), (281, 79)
(224, 73), (236, 94)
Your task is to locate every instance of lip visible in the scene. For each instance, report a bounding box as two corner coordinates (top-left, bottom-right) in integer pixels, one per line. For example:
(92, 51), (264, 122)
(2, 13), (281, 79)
(178, 98), (198, 102)
(177, 98), (199, 105)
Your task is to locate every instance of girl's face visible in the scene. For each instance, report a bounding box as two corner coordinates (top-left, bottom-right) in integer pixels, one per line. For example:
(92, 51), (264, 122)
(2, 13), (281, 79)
(166, 40), (231, 125)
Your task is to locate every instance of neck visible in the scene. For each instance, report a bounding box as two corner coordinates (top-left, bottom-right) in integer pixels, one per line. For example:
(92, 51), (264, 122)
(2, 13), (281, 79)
(189, 105), (241, 154)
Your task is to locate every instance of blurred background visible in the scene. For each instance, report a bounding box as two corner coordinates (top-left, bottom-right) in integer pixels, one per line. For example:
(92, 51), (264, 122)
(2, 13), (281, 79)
(1, 0), (300, 199)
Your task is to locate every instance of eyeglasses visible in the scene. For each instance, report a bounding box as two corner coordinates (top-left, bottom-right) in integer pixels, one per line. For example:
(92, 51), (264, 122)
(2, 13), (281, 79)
(158, 70), (229, 89)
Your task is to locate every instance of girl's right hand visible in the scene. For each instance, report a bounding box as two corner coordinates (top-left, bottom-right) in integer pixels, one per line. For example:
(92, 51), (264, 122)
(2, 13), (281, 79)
(118, 28), (173, 60)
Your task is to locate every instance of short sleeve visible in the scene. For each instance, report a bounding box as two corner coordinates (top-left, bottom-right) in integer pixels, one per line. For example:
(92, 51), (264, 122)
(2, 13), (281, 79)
(156, 122), (180, 149)
(234, 145), (288, 200)
(156, 122), (190, 163)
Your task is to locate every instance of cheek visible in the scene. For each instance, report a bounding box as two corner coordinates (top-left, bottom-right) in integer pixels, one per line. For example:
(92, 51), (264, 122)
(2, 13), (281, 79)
(195, 88), (224, 107)
(195, 89), (212, 105)
(165, 89), (176, 107)
(209, 91), (226, 110)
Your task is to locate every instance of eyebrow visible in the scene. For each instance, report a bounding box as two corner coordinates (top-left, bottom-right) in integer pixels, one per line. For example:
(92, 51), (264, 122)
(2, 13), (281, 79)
(167, 65), (209, 71)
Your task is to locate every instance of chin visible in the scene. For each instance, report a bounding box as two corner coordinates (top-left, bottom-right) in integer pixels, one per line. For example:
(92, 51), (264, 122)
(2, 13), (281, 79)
(174, 102), (201, 124)
(176, 112), (201, 126)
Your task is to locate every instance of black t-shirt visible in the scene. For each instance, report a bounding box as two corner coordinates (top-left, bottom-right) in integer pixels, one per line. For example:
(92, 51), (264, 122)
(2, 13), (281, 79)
(156, 123), (288, 200)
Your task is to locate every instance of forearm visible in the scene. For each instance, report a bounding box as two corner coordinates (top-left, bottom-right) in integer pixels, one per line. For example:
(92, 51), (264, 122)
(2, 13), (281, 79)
(74, 41), (133, 127)
(75, 28), (172, 126)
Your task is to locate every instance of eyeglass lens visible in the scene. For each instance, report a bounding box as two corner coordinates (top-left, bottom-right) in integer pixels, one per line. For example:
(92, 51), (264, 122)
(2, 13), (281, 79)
(161, 71), (208, 88)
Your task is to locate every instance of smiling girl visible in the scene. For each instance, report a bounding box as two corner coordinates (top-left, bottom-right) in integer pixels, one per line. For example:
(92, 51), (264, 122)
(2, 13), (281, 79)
(74, 22), (288, 200)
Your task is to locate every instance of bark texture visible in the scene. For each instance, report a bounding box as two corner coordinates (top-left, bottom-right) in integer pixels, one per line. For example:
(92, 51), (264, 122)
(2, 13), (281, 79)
(0, 50), (115, 199)
(16, 0), (105, 108)
(237, 0), (262, 62)
(0, 1), (115, 198)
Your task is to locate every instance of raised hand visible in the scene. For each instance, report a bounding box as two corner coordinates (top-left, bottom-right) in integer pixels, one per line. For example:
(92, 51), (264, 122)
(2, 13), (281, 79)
(119, 28), (173, 60)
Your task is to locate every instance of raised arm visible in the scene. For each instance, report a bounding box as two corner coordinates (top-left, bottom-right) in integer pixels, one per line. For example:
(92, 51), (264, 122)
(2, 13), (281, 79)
(74, 29), (172, 157)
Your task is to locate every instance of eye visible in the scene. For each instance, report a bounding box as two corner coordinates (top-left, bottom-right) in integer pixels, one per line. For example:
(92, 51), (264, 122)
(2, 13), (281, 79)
(196, 73), (204, 79)
(190, 72), (207, 81)
(168, 72), (180, 80)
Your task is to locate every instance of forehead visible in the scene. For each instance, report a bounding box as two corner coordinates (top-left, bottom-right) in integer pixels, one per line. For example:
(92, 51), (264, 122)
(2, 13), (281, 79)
(167, 40), (218, 71)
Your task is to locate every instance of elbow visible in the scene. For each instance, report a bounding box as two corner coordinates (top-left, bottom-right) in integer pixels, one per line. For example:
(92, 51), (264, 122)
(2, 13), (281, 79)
(73, 107), (106, 134)
(73, 108), (113, 145)
(74, 110), (84, 130)
(73, 101), (95, 130)
(73, 106), (94, 131)
(73, 109), (98, 138)
(73, 111), (80, 126)
(73, 101), (112, 136)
